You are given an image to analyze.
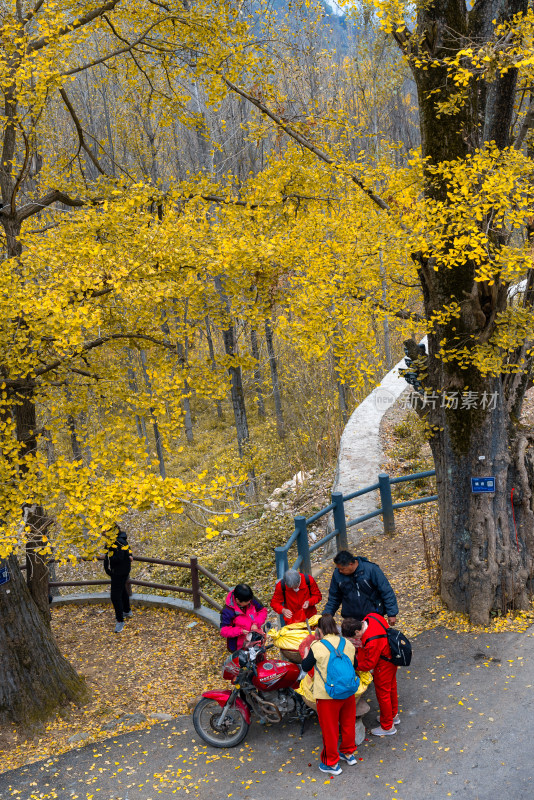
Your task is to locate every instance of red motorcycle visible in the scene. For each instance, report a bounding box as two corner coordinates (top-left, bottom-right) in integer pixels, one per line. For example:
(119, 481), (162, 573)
(192, 632), (315, 747)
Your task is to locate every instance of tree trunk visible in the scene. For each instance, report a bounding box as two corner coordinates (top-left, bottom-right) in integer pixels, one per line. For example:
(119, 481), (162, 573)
(393, 0), (534, 623)
(425, 376), (534, 625)
(214, 278), (256, 496)
(331, 319), (349, 424)
(205, 316), (223, 419)
(380, 253), (393, 370)
(0, 206), (88, 723)
(0, 556), (87, 725)
(23, 506), (53, 623)
(161, 309), (195, 445)
(139, 349), (167, 479)
(176, 340), (194, 444)
(250, 327), (266, 420)
(334, 366), (349, 425)
(12, 389), (52, 621)
(222, 324), (250, 459)
(125, 348), (150, 452)
(264, 318), (285, 439)
(42, 429), (61, 599)
(67, 414), (82, 461)
(65, 385), (83, 463)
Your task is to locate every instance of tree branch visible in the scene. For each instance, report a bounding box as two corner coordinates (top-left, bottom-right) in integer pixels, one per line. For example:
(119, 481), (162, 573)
(197, 192), (333, 209)
(16, 190), (86, 222)
(32, 333), (180, 379)
(71, 367), (100, 380)
(28, 0), (120, 52)
(61, 15), (187, 77)
(59, 88), (106, 175)
(23, 0), (45, 25)
(221, 75), (392, 216)
(349, 290), (425, 323)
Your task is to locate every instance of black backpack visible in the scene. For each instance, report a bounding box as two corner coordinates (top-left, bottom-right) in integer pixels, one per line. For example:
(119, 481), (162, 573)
(365, 613), (412, 667)
(281, 574), (311, 605)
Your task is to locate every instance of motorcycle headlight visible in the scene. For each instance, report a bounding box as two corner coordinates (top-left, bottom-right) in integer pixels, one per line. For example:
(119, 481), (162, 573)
(238, 651), (248, 667)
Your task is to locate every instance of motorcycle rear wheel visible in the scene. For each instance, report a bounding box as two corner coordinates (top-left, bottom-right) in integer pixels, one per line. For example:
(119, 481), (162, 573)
(192, 698), (249, 747)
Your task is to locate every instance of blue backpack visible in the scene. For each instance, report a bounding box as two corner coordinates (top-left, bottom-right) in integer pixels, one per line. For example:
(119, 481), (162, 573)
(314, 638), (360, 700)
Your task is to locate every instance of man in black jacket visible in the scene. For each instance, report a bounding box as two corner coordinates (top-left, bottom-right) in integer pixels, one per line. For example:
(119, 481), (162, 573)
(104, 527), (133, 633)
(323, 550), (398, 625)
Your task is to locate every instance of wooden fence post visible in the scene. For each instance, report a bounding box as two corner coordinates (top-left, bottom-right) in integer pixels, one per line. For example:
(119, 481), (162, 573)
(379, 473), (395, 535)
(190, 556), (201, 609)
(295, 516), (312, 574)
(331, 491), (348, 551)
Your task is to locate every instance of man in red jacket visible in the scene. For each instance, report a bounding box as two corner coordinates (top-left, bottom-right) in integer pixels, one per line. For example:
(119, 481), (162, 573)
(270, 569), (322, 623)
(353, 613), (400, 736)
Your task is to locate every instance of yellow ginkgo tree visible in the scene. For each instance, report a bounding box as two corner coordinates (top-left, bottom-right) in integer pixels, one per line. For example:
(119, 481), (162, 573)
(206, 0), (534, 626)
(0, 0), (268, 725)
(236, 0), (534, 625)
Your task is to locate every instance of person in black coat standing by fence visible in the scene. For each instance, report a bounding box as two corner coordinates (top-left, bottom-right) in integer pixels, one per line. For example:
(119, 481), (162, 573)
(104, 527), (133, 633)
(323, 550), (398, 625)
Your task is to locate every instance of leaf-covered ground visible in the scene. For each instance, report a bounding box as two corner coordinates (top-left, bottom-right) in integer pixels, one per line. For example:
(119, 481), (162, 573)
(3, 389), (534, 777)
(317, 505), (534, 641)
(0, 606), (226, 774)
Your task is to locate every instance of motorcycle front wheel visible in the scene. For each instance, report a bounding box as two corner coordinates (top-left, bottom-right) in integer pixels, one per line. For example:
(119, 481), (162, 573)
(192, 698), (249, 747)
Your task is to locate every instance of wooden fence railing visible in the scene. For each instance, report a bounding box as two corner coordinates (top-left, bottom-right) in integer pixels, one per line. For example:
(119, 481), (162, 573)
(45, 555), (231, 612)
(275, 469), (437, 579)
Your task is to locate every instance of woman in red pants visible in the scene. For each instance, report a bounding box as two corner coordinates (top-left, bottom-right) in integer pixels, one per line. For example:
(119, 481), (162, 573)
(301, 614), (359, 776)
(353, 613), (399, 735)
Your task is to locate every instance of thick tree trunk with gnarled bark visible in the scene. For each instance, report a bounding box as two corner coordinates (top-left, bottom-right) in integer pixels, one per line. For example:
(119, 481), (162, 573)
(0, 557), (87, 725)
(396, 0), (534, 624)
(424, 373), (534, 624)
(0, 210), (87, 722)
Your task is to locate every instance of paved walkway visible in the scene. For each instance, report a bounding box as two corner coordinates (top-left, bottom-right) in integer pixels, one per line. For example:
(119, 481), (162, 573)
(332, 354), (408, 539)
(3, 625), (533, 800)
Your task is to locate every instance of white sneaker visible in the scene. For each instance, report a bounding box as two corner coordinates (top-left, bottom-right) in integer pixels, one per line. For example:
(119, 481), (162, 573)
(378, 714), (400, 725)
(114, 621), (125, 633)
(371, 725), (397, 736)
(124, 611), (133, 619)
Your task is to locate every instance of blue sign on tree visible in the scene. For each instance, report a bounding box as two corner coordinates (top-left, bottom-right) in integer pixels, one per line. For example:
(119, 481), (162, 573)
(0, 563), (10, 586)
(471, 477), (496, 493)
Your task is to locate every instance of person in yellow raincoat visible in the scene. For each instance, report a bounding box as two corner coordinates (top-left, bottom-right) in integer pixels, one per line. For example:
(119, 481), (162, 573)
(295, 618), (373, 711)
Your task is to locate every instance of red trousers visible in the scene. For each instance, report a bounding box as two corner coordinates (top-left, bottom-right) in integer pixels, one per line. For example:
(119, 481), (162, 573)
(316, 695), (356, 766)
(373, 659), (398, 730)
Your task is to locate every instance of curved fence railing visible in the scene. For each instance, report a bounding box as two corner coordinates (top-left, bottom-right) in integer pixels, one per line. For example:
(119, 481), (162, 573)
(274, 470), (437, 579)
(44, 556), (231, 612)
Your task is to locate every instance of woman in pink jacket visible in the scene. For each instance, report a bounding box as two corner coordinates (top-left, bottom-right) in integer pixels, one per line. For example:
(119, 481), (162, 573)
(220, 584), (268, 652)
